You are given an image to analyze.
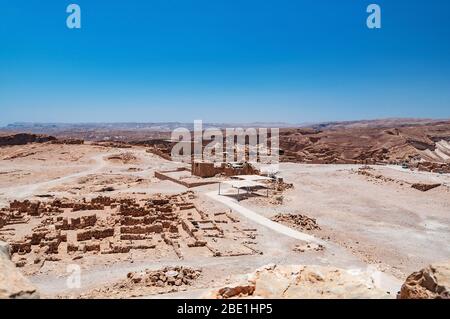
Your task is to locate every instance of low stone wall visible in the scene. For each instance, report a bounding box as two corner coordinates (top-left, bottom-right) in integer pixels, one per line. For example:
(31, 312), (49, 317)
(155, 169), (218, 188)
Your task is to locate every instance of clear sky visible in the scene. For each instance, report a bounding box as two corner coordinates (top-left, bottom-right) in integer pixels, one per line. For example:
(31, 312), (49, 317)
(1, 0), (449, 125)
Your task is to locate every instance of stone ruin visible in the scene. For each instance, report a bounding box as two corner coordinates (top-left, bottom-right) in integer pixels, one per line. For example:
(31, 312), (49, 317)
(191, 161), (259, 178)
(0, 192), (260, 269)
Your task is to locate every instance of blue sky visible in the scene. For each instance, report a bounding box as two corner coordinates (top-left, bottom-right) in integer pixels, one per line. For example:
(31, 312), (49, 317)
(1, 0), (450, 125)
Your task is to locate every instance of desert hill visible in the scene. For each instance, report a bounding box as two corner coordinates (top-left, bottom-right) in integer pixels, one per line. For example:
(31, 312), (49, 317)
(2, 119), (450, 170)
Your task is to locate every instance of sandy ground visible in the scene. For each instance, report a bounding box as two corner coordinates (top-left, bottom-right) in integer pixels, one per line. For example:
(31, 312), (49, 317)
(1, 143), (449, 298)
(0, 144), (184, 206)
(240, 163), (450, 279)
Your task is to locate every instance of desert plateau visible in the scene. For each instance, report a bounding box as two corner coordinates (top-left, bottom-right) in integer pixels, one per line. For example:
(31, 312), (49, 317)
(1, 119), (449, 299)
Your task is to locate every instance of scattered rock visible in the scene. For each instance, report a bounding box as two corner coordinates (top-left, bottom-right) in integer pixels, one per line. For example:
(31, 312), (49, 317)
(293, 242), (325, 253)
(125, 267), (201, 288)
(271, 213), (320, 231)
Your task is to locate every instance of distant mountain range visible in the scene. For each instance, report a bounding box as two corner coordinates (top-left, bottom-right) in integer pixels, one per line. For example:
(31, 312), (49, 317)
(3, 118), (448, 133)
(2, 121), (298, 132)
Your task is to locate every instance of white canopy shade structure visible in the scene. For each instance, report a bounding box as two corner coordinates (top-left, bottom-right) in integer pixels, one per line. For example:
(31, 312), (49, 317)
(229, 175), (273, 182)
(218, 179), (269, 201)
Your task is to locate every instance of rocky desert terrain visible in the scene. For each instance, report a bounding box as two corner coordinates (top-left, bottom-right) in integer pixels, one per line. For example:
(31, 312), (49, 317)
(6, 119), (450, 168)
(279, 119), (450, 168)
(0, 119), (449, 299)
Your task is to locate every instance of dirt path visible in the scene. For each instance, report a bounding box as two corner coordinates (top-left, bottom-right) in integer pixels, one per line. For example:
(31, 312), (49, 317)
(0, 148), (172, 200)
(0, 152), (111, 200)
(206, 191), (325, 245)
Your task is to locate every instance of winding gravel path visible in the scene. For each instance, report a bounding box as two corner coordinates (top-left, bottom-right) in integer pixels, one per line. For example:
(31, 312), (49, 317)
(206, 191), (326, 245)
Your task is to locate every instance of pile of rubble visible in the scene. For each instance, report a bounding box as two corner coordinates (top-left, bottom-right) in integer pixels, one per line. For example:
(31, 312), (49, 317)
(270, 179), (294, 192)
(126, 266), (201, 287)
(271, 213), (320, 231)
(268, 194), (284, 205)
(80, 266), (202, 298)
(293, 242), (325, 253)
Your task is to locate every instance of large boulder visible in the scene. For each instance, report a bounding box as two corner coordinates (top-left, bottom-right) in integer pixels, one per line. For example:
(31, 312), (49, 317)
(398, 262), (450, 299)
(207, 264), (393, 299)
(0, 241), (39, 299)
